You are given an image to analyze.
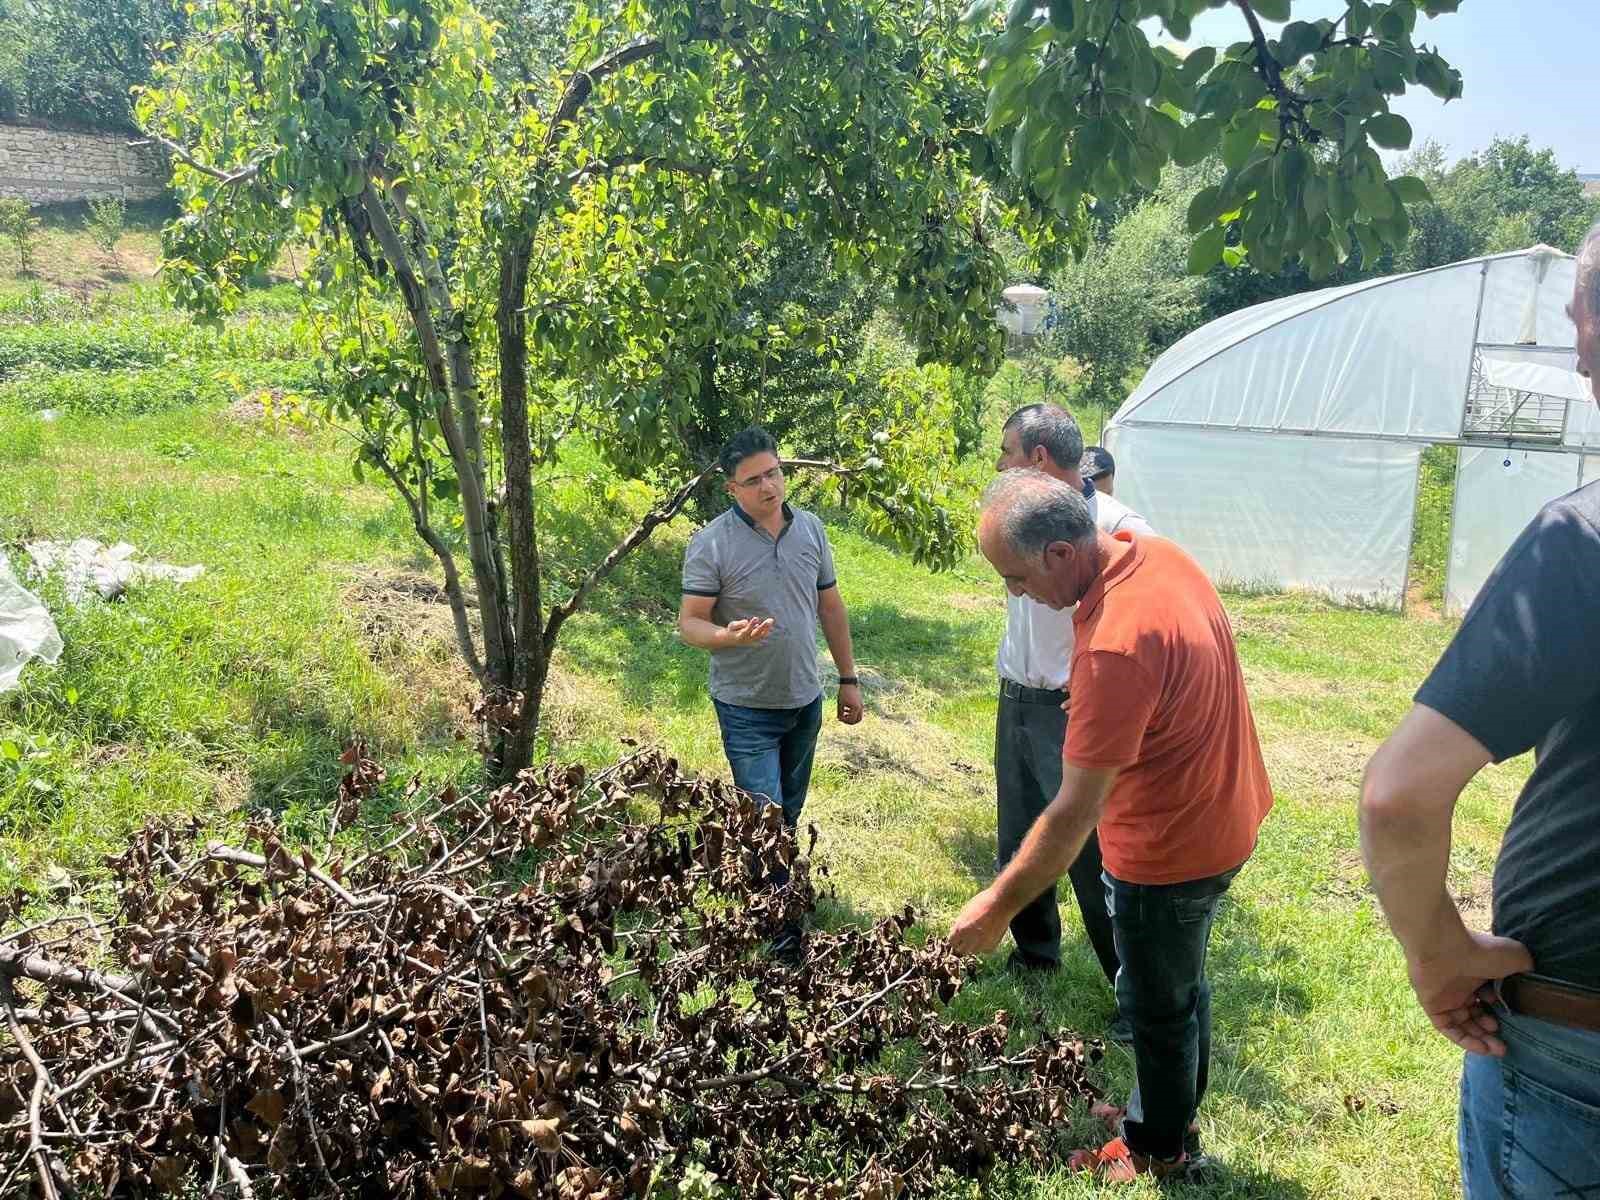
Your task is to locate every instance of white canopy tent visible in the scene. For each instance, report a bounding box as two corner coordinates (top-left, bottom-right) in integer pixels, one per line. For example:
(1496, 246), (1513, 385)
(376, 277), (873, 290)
(1102, 245), (1594, 614)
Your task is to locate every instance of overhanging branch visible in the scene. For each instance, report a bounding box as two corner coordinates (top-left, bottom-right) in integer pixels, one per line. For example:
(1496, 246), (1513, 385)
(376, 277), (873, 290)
(133, 132), (268, 186)
(563, 154), (719, 188)
(542, 464), (720, 656)
(543, 35), (667, 151)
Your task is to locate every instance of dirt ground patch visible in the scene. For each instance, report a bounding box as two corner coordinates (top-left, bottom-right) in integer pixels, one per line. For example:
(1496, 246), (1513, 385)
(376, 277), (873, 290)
(222, 389), (310, 437)
(342, 568), (478, 738)
(1260, 731), (1376, 802)
(341, 568), (625, 751)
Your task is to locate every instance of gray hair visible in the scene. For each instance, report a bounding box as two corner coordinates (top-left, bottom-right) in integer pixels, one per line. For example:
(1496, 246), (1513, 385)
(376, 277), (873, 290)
(1002, 403), (1084, 471)
(1580, 222), (1600, 317)
(981, 469), (1096, 557)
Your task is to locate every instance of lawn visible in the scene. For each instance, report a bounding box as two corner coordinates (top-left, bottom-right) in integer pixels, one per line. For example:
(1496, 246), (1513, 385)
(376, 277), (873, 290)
(0, 214), (1526, 1199)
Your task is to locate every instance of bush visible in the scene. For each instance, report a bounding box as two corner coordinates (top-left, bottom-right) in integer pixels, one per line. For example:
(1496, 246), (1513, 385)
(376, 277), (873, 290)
(0, 359), (321, 417)
(0, 320), (187, 377)
(88, 195), (127, 264)
(0, 198), (40, 275)
(0, 309), (309, 379)
(0, 283), (100, 326)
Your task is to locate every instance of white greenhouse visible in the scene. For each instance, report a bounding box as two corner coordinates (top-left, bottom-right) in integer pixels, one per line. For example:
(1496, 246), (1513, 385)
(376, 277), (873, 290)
(1102, 245), (1595, 614)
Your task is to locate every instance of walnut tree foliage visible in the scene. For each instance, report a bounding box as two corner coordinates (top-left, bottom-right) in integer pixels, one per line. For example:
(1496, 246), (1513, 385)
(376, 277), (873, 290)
(967, 0), (1467, 279)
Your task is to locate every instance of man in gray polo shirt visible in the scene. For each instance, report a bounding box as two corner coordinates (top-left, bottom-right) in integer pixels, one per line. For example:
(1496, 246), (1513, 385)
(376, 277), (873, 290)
(678, 427), (863, 956)
(994, 405), (1151, 1039)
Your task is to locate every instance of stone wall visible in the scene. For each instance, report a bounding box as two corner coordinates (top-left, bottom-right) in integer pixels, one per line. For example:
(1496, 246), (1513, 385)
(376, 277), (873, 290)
(0, 121), (168, 205)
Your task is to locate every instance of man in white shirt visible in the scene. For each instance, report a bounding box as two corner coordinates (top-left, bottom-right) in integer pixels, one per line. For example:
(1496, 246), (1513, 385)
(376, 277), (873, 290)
(993, 404), (1153, 1038)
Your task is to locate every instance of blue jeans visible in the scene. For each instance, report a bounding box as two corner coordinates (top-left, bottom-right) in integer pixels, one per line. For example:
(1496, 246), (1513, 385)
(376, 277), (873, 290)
(712, 694), (824, 828)
(1105, 866), (1239, 1160)
(1460, 1002), (1600, 1198)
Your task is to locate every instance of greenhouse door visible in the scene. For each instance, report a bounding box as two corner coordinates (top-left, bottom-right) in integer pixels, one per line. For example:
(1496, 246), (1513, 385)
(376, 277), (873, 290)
(1444, 447), (1586, 615)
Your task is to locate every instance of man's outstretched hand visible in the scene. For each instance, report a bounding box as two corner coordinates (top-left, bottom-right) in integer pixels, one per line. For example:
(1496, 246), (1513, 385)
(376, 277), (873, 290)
(1407, 929), (1533, 1057)
(722, 617), (775, 646)
(948, 887), (1010, 956)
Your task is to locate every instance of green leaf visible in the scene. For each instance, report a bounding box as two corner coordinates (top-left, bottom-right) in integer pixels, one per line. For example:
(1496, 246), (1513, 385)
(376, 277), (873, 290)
(1221, 121), (1259, 171)
(1355, 221), (1385, 262)
(1187, 225), (1226, 275)
(1, 741), (18, 762)
(1186, 184), (1224, 234)
(1276, 20), (1322, 63)
(1006, 0), (1035, 30)
(1175, 45), (1216, 88)
(65, 687), (79, 705)
(1047, 0), (1074, 32)
(1251, 0), (1290, 20)
(1302, 173), (1329, 224)
(1174, 116), (1222, 166)
(1365, 113), (1413, 151)
(1352, 166), (1396, 219)
(1391, 175), (1432, 204)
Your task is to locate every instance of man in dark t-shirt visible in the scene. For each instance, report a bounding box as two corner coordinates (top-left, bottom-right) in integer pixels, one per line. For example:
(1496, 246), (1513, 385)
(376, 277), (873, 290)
(1361, 223), (1600, 1199)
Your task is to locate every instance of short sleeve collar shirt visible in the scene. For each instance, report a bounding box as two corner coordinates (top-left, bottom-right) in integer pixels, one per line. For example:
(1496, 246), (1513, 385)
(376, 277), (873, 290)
(681, 502), (837, 709)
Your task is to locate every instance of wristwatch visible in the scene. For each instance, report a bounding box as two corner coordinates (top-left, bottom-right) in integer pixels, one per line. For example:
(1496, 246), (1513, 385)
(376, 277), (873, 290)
(837, 676), (859, 686)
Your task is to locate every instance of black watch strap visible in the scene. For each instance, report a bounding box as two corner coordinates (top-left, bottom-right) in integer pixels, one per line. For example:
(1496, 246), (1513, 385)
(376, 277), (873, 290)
(837, 676), (859, 686)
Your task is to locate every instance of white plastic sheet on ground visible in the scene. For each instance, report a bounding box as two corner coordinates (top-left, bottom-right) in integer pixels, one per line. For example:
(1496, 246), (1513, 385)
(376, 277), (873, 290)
(26, 539), (205, 605)
(1445, 447), (1584, 616)
(0, 550), (63, 694)
(1105, 425), (1421, 609)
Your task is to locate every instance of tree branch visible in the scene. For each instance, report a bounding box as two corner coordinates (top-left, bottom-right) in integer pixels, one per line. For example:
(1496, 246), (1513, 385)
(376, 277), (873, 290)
(542, 464), (720, 656)
(543, 36), (667, 151)
(563, 155), (719, 189)
(133, 132), (267, 186)
(359, 443), (487, 683)
(1233, 0), (1291, 102)
(357, 180), (513, 683)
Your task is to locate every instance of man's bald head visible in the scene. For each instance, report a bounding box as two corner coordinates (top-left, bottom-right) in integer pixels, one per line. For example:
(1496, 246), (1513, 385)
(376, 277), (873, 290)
(1574, 223), (1600, 404)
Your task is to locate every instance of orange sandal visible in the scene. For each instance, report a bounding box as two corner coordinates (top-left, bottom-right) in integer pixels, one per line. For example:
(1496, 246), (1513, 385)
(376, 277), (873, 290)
(1069, 1136), (1192, 1182)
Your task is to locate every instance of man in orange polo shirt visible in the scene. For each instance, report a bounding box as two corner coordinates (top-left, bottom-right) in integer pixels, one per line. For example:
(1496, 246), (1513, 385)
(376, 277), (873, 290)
(950, 468), (1273, 1180)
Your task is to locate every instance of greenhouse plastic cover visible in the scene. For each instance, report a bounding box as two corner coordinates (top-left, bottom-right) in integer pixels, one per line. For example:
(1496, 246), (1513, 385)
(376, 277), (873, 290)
(1114, 247), (1578, 441)
(1104, 425), (1421, 609)
(1104, 246), (1589, 610)
(1445, 448), (1588, 616)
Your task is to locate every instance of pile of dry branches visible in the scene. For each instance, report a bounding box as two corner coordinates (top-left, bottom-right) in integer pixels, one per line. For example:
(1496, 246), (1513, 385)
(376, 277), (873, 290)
(1, 749), (1100, 1198)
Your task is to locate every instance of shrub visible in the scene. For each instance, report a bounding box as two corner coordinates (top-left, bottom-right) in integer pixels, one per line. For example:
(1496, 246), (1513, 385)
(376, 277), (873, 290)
(0, 310), (309, 379)
(0, 321), (186, 378)
(0, 360), (321, 418)
(87, 195), (127, 265)
(0, 198), (40, 275)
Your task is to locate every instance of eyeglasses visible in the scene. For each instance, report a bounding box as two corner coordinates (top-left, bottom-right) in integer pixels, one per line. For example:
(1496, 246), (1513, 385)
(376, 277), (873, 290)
(733, 465), (784, 489)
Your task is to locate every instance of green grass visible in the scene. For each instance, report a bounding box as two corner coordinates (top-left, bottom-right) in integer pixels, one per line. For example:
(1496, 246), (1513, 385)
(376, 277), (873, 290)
(0, 277), (1516, 1197)
(1407, 445), (1458, 612)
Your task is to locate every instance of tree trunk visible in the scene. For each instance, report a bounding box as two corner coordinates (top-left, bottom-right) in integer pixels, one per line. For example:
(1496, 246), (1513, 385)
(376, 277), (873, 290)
(495, 236), (546, 781)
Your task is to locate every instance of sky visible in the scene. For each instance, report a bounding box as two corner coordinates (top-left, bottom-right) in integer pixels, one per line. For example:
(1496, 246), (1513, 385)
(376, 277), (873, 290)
(1156, 2), (1597, 174)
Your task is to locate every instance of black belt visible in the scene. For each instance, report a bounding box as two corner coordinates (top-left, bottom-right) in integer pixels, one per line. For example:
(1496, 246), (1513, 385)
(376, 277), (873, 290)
(999, 678), (1068, 705)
